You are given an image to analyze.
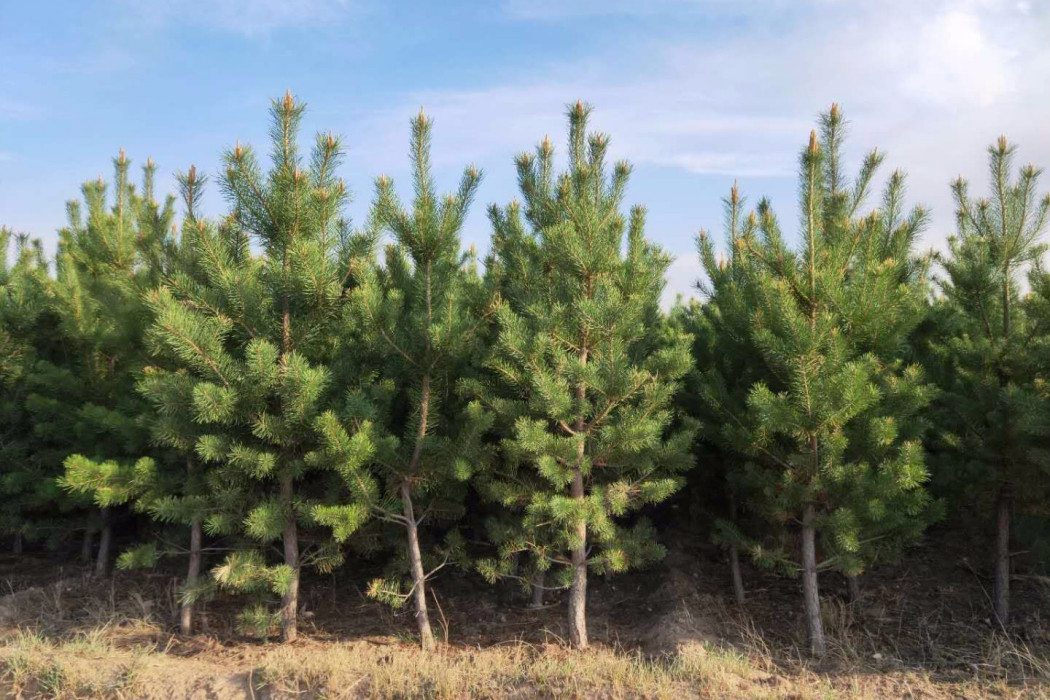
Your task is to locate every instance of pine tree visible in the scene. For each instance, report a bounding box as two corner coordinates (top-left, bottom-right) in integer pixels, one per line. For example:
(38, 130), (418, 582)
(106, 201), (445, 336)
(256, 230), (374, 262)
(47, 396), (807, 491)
(56, 151), (175, 574)
(475, 102), (695, 649)
(313, 111), (489, 651)
(0, 230), (63, 553)
(138, 93), (361, 642)
(704, 106), (935, 657)
(926, 137), (1050, 624)
(674, 183), (772, 604)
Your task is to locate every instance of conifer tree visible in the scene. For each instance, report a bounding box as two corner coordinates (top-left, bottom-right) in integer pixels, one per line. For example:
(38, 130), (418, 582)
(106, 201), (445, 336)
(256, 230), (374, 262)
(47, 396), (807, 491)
(0, 230), (62, 553)
(313, 111), (489, 651)
(476, 102), (695, 649)
(927, 137), (1050, 624)
(673, 183), (771, 604)
(136, 93), (354, 642)
(56, 152), (175, 574)
(703, 106), (935, 657)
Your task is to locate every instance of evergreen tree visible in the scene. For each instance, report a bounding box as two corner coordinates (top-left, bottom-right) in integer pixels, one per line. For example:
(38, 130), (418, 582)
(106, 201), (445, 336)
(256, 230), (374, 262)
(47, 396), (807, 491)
(926, 137), (1050, 623)
(56, 152), (175, 574)
(475, 102), (695, 649)
(313, 111), (489, 651)
(0, 230), (63, 553)
(703, 106), (935, 656)
(136, 93), (355, 641)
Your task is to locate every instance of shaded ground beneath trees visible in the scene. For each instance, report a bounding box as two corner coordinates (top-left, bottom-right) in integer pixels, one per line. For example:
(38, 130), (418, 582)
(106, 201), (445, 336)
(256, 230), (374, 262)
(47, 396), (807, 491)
(1, 526), (1048, 698)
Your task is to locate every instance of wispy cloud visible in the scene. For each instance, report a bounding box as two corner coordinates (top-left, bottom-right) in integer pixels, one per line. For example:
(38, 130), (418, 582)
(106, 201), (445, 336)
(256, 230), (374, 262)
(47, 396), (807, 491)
(0, 100), (41, 121)
(114, 0), (357, 36)
(357, 0), (1050, 306)
(502, 0), (796, 21)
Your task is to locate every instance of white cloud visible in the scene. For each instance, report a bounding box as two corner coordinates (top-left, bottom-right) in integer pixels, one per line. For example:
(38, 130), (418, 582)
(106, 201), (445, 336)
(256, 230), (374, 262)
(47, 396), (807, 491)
(353, 0), (1050, 305)
(115, 0), (356, 36)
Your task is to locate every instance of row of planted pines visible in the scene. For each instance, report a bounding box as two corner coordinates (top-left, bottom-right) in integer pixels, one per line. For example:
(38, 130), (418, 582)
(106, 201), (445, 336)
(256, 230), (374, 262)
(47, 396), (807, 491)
(2, 95), (1048, 658)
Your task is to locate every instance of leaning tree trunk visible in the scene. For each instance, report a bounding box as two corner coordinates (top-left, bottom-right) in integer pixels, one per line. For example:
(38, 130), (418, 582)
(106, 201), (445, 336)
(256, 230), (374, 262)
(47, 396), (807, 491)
(279, 474), (300, 643)
(179, 516), (202, 636)
(801, 504), (826, 658)
(95, 508), (112, 576)
(530, 570), (546, 609)
(401, 482), (435, 651)
(994, 481), (1012, 625)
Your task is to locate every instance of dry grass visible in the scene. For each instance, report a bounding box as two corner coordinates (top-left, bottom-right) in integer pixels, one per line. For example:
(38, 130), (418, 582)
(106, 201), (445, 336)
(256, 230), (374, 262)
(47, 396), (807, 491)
(2, 550), (1050, 698)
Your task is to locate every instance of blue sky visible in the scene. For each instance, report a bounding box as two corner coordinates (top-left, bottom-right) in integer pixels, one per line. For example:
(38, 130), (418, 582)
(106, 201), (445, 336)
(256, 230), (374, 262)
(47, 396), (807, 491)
(2, 0), (1049, 303)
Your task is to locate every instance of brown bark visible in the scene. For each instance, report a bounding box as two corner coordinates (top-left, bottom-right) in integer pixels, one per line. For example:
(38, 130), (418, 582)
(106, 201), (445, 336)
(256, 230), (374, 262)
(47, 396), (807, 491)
(729, 544), (746, 605)
(846, 574), (861, 603)
(568, 468), (588, 648)
(95, 509), (112, 576)
(80, 529), (94, 562)
(279, 475), (300, 643)
(530, 570), (546, 608)
(802, 504), (826, 658)
(402, 482), (435, 651)
(728, 489), (745, 604)
(180, 516), (202, 636)
(994, 482), (1012, 625)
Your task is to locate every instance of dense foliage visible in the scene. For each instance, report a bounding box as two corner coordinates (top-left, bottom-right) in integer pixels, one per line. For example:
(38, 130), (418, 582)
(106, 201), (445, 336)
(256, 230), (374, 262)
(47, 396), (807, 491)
(2, 96), (1048, 657)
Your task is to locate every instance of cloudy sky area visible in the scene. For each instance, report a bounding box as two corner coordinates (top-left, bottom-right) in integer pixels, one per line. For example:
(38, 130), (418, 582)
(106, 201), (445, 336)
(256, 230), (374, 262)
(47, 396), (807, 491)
(2, 0), (1049, 304)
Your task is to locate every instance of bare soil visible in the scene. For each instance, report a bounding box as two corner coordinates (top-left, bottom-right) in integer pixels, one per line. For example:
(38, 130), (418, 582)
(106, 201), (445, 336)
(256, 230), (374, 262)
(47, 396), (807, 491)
(1, 526), (1048, 698)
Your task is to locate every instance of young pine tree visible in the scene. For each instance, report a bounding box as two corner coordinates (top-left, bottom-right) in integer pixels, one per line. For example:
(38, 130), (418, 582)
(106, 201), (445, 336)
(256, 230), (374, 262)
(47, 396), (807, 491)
(144, 94), (353, 642)
(927, 137), (1050, 624)
(707, 106), (935, 657)
(477, 102), (695, 649)
(313, 111), (489, 651)
(56, 152), (175, 575)
(0, 231), (63, 553)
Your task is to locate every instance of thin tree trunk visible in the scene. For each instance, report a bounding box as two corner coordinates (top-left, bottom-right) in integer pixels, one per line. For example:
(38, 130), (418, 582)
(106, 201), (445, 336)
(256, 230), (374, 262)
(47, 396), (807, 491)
(95, 509), (112, 576)
(728, 488), (745, 604)
(401, 482), (435, 651)
(12, 533), (23, 555)
(729, 544), (746, 605)
(180, 516), (202, 636)
(80, 529), (94, 562)
(279, 475), (300, 643)
(802, 504), (826, 658)
(846, 574), (861, 603)
(530, 569), (546, 608)
(994, 482), (1012, 625)
(568, 468), (588, 649)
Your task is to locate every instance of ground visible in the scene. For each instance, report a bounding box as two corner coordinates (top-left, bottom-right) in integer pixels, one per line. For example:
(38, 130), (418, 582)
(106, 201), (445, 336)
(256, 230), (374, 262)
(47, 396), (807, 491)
(1, 527), (1048, 698)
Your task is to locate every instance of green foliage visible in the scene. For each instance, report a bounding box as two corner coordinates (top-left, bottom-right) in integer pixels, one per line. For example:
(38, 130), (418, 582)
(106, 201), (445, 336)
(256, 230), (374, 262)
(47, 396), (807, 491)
(695, 106), (938, 577)
(475, 102), (696, 606)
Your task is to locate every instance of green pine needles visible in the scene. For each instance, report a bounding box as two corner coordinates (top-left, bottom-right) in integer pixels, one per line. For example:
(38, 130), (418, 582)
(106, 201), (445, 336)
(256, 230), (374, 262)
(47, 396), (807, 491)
(7, 94), (1050, 659)
(474, 102), (696, 649)
(695, 105), (937, 657)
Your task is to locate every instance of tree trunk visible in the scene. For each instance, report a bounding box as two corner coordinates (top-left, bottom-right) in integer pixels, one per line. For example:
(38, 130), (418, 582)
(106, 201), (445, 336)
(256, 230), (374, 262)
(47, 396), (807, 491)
(729, 544), (746, 604)
(846, 574), (861, 603)
(530, 569), (546, 608)
(801, 504), (826, 658)
(568, 468), (588, 649)
(180, 516), (202, 636)
(728, 488), (745, 604)
(279, 475), (299, 643)
(401, 482), (435, 651)
(994, 482), (1012, 625)
(12, 533), (23, 555)
(80, 529), (94, 562)
(95, 509), (112, 576)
